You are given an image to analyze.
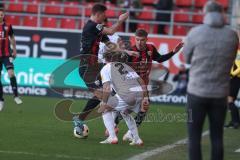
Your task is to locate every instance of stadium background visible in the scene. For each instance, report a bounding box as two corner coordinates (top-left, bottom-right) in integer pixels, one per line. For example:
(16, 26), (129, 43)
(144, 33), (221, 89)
(0, 1), (240, 160)
(0, 0), (239, 106)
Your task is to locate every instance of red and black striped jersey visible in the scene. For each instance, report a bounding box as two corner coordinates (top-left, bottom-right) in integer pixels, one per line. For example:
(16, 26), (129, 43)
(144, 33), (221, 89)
(80, 20), (109, 65)
(0, 22), (14, 57)
(128, 44), (175, 84)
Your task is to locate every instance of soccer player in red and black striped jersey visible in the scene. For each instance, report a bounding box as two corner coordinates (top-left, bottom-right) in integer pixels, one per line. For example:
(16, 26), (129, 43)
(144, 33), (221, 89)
(0, 9), (22, 111)
(73, 3), (129, 137)
(115, 29), (183, 141)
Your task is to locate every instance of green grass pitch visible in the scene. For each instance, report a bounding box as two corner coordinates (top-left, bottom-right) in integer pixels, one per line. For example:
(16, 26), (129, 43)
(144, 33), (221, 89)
(0, 96), (239, 160)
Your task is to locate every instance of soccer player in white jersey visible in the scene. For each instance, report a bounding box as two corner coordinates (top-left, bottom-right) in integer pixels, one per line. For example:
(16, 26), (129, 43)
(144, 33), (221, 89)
(98, 19), (121, 63)
(98, 51), (148, 145)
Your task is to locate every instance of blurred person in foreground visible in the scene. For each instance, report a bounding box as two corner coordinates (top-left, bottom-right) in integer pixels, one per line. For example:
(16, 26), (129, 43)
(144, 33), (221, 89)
(183, 1), (239, 160)
(224, 51), (240, 129)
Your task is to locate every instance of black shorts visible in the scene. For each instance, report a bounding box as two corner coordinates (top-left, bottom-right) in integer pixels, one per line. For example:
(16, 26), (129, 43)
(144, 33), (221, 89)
(0, 57), (14, 71)
(78, 63), (104, 89)
(229, 76), (240, 99)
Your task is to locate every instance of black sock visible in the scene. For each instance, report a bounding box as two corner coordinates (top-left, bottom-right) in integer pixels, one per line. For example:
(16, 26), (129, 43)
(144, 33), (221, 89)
(229, 102), (240, 123)
(0, 80), (3, 101)
(10, 76), (18, 97)
(114, 112), (123, 125)
(78, 96), (100, 121)
(134, 111), (147, 127)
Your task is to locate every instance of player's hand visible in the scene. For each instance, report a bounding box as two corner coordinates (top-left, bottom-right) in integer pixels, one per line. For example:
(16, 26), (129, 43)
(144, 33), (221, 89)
(119, 12), (129, 23)
(141, 97), (149, 112)
(98, 102), (107, 113)
(173, 42), (184, 54)
(126, 50), (139, 57)
(98, 102), (113, 113)
(12, 49), (17, 59)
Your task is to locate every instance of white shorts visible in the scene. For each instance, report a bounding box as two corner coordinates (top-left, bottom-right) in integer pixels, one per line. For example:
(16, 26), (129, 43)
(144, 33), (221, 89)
(107, 92), (142, 113)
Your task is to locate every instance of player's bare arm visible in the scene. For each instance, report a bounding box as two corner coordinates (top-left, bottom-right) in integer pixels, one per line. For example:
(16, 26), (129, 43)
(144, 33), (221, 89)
(104, 41), (139, 57)
(98, 82), (112, 113)
(124, 50), (140, 57)
(173, 42), (184, 53)
(102, 12), (129, 35)
(137, 77), (149, 109)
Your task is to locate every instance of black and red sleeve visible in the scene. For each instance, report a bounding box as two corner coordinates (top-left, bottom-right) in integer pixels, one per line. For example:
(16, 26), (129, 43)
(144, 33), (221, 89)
(8, 24), (14, 37)
(152, 45), (175, 63)
(101, 35), (110, 43)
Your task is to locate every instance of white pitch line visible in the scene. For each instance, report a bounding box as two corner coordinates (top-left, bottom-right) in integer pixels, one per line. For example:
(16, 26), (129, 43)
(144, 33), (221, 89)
(127, 131), (209, 160)
(235, 148), (240, 153)
(0, 150), (90, 160)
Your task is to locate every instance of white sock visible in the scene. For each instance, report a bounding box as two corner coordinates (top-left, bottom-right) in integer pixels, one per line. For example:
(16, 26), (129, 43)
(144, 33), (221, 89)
(102, 111), (116, 138)
(120, 111), (140, 140)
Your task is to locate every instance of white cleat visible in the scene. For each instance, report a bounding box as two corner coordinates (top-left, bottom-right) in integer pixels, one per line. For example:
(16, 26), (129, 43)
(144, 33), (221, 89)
(123, 130), (133, 142)
(100, 137), (118, 144)
(129, 138), (144, 146)
(14, 97), (23, 105)
(0, 101), (4, 111)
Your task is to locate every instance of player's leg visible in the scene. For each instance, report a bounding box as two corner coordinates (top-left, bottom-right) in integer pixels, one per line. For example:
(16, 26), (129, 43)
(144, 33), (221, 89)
(104, 111), (119, 137)
(78, 95), (101, 120)
(100, 110), (118, 144)
(100, 95), (122, 144)
(135, 102), (149, 127)
(187, 93), (208, 160)
(122, 99), (149, 141)
(73, 66), (102, 130)
(3, 57), (22, 104)
(208, 97), (227, 160)
(0, 60), (4, 111)
(120, 110), (143, 146)
(72, 94), (101, 138)
(225, 77), (240, 128)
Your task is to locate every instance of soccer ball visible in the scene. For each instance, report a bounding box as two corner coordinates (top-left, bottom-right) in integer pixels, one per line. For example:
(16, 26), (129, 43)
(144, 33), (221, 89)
(73, 124), (89, 139)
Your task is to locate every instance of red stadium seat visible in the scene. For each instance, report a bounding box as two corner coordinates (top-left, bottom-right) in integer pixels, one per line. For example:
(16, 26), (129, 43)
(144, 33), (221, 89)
(7, 0), (24, 12)
(173, 25), (188, 36)
(23, 16), (38, 27)
(43, 0), (61, 15)
(194, 0), (208, 8)
(192, 9), (204, 23)
(63, 1), (81, 16)
(153, 25), (158, 34)
(174, 8), (190, 22)
(41, 17), (57, 28)
(175, 0), (192, 7)
(5, 15), (21, 26)
(84, 2), (94, 17)
(60, 18), (76, 29)
(77, 20), (83, 29)
(218, 0), (229, 8)
(105, 1), (117, 18)
(141, 0), (157, 5)
(26, 0), (40, 13)
(137, 23), (151, 33)
(195, 0), (228, 8)
(137, 6), (155, 20)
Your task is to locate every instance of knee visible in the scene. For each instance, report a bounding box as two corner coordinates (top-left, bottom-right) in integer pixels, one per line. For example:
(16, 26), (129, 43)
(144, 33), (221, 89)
(7, 69), (15, 78)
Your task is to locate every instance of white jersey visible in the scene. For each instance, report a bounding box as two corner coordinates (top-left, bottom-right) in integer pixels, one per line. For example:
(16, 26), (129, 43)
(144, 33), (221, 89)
(100, 62), (142, 96)
(98, 34), (120, 63)
(100, 62), (142, 112)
